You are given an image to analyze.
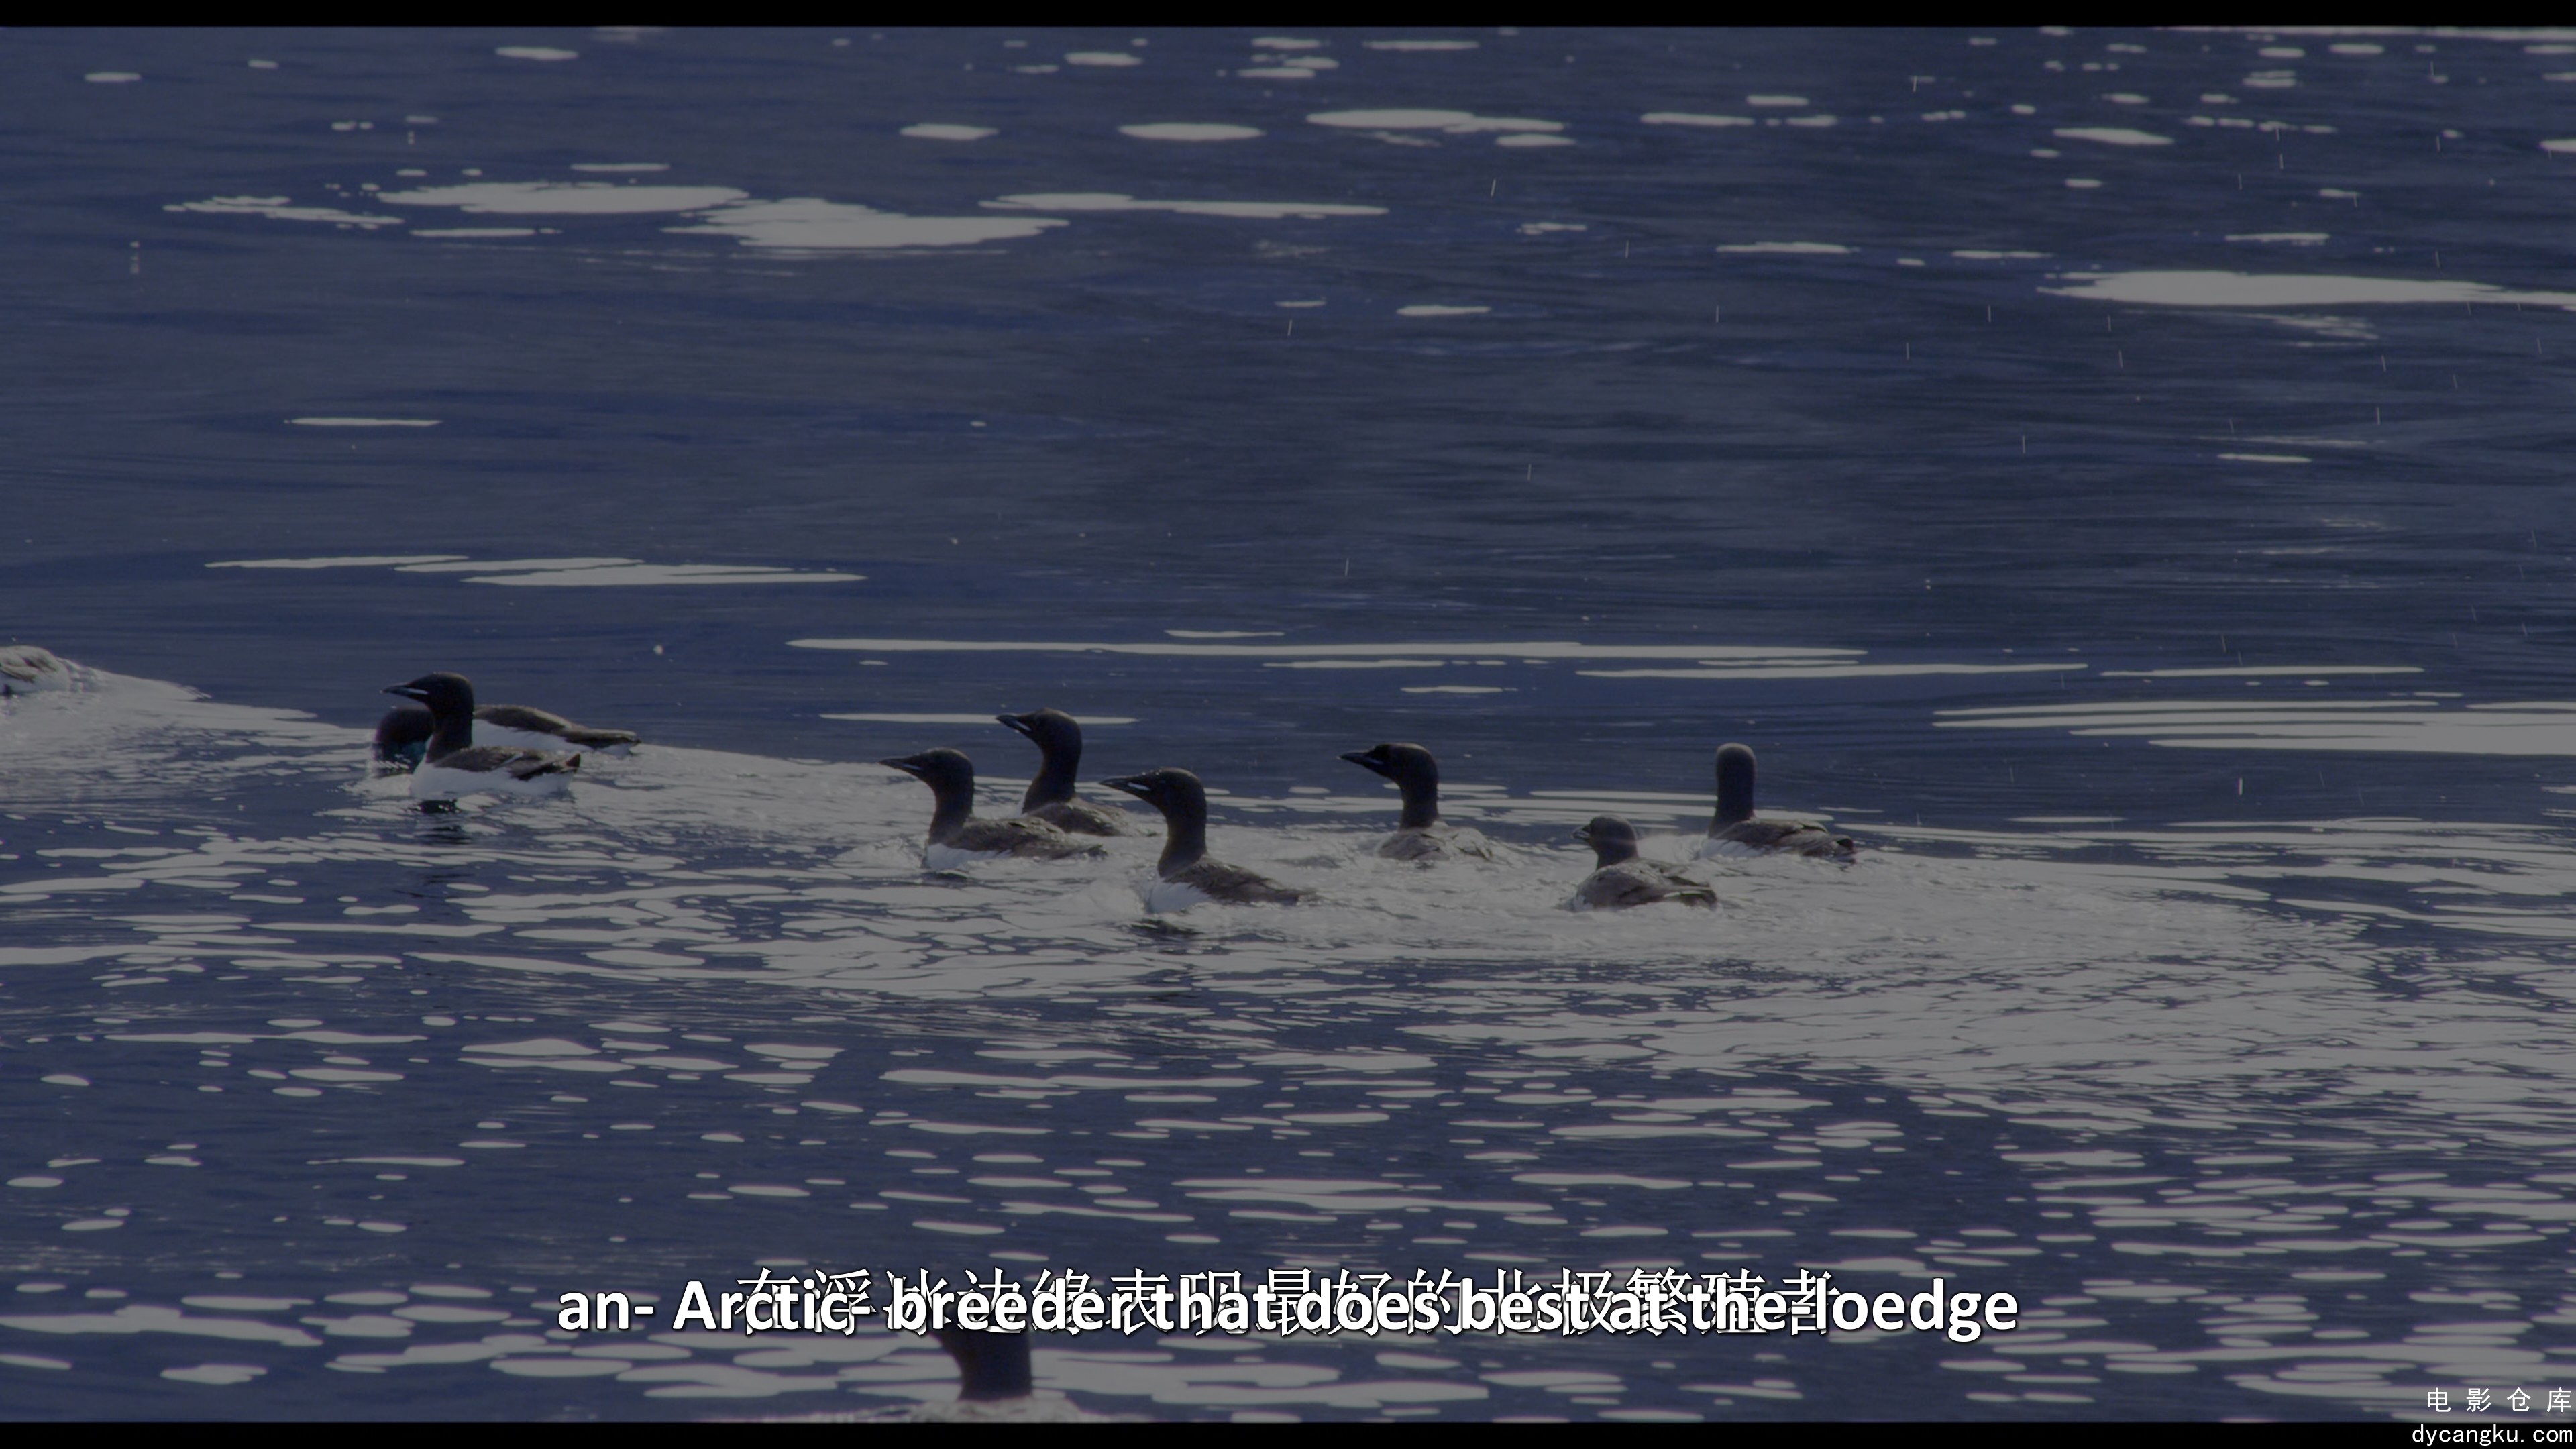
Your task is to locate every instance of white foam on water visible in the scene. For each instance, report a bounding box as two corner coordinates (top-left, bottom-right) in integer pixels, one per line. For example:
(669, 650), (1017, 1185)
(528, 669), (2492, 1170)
(1496, 134), (1574, 148)
(901, 124), (996, 142)
(1118, 123), (1262, 142)
(85, 72), (142, 84)
(1939, 698), (2576, 755)
(2043, 270), (2576, 310)
(568, 163), (669, 172)
(1577, 663), (2087, 680)
(983, 193), (1384, 220)
(1641, 112), (1754, 127)
(1396, 305), (1491, 317)
(1065, 52), (1141, 68)
(1364, 40), (1478, 51)
(411, 229), (538, 239)
(1717, 241), (1851, 254)
(495, 46), (578, 62)
(1250, 37), (1323, 50)
(1746, 95), (1807, 107)
(671, 199), (1066, 250)
(1237, 68), (1318, 81)
(464, 564), (862, 587)
(2054, 127), (2174, 146)
(378, 182), (749, 215)
(2226, 232), (2329, 244)
(1307, 109), (1563, 135)
(164, 197), (405, 229)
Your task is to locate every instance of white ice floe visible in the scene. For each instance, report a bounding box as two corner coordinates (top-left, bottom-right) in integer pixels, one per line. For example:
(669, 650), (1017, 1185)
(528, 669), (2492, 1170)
(671, 199), (1065, 250)
(983, 193), (1383, 220)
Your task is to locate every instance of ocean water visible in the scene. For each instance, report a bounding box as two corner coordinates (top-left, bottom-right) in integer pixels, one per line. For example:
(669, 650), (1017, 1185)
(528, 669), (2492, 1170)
(7, 25), (2576, 1421)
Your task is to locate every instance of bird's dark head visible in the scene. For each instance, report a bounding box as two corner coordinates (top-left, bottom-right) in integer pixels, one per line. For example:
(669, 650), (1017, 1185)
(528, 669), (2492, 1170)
(384, 672), (475, 715)
(1714, 742), (1758, 822)
(996, 708), (1081, 751)
(1100, 767), (1205, 814)
(1576, 814), (1641, 867)
(881, 747), (976, 794)
(1340, 741), (1437, 787)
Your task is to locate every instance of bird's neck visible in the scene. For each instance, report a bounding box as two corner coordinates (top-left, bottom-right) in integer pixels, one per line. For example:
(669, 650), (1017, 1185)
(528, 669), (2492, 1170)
(1021, 749), (1077, 812)
(1593, 838), (1639, 867)
(427, 705), (476, 759)
(942, 1330), (1032, 1401)
(1396, 777), (1440, 830)
(1156, 811), (1208, 876)
(924, 781), (975, 843)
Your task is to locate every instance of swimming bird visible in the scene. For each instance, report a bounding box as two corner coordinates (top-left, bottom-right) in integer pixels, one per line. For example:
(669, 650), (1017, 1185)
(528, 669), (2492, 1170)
(1574, 816), (1717, 910)
(1100, 767), (1308, 909)
(1338, 742), (1497, 861)
(382, 673), (579, 803)
(881, 748), (1102, 867)
(1, 645), (79, 696)
(995, 709), (1140, 835)
(372, 699), (639, 773)
(1699, 743), (1856, 860)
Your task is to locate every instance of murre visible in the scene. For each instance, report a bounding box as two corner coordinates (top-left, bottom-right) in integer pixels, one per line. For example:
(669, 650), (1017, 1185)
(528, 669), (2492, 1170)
(372, 698), (639, 773)
(1699, 743), (1856, 861)
(382, 672), (580, 804)
(1574, 816), (1717, 910)
(881, 748), (1102, 867)
(1338, 742), (1497, 861)
(995, 709), (1140, 836)
(1100, 767), (1308, 910)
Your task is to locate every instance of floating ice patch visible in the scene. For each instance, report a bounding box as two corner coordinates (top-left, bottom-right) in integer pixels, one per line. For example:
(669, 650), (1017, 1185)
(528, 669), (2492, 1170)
(1366, 39), (1478, 50)
(1119, 123), (1263, 142)
(1939, 698), (2576, 755)
(671, 199), (1065, 250)
(2543, 140), (2576, 155)
(1746, 95), (1807, 107)
(1251, 37), (1323, 49)
(164, 197), (404, 229)
(1717, 241), (1852, 254)
(1066, 52), (1142, 67)
(983, 193), (1383, 220)
(284, 417), (440, 428)
(900, 123), (995, 142)
(568, 162), (668, 172)
(378, 182), (749, 215)
(1396, 304), (1490, 317)
(2054, 127), (2174, 146)
(2226, 232), (2329, 245)
(495, 46), (577, 62)
(411, 229), (537, 239)
(1307, 109), (1563, 135)
(1785, 115), (1839, 128)
(2043, 271), (2576, 310)
(85, 72), (142, 84)
(2101, 665), (2419, 680)
(1952, 250), (2049, 259)
(1497, 134), (1574, 148)
(2218, 453), (2310, 464)
(1642, 112), (1754, 127)
(2066, 178), (2104, 189)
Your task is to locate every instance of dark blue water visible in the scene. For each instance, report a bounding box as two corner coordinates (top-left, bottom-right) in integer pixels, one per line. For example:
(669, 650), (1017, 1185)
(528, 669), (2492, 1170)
(7, 26), (2576, 1421)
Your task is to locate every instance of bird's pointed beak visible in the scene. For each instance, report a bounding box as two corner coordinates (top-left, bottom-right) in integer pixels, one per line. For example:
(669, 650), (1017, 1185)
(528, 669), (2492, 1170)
(996, 712), (1034, 735)
(384, 684), (425, 700)
(879, 757), (926, 777)
(1100, 775), (1146, 798)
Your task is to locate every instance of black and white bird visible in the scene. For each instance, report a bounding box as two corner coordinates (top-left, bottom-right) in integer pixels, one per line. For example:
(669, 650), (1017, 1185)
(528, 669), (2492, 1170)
(881, 749), (1102, 868)
(994, 709), (1140, 836)
(382, 673), (580, 804)
(1100, 767), (1307, 910)
(372, 699), (639, 773)
(1, 645), (80, 696)
(1698, 743), (1857, 861)
(1338, 742), (1497, 861)
(1574, 816), (1717, 910)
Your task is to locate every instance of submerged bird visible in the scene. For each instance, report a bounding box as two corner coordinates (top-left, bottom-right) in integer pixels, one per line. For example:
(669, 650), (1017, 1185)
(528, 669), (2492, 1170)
(995, 709), (1140, 836)
(372, 699), (640, 773)
(1574, 816), (1717, 910)
(1338, 742), (1497, 861)
(1101, 767), (1308, 910)
(881, 748), (1102, 868)
(382, 672), (580, 804)
(1698, 743), (1856, 861)
(1, 645), (79, 695)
